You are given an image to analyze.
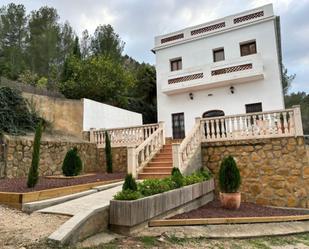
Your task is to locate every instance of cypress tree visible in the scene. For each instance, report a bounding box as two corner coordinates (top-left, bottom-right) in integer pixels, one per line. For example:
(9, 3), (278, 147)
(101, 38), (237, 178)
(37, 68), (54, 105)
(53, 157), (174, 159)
(62, 147), (83, 176)
(105, 130), (113, 173)
(27, 120), (43, 188)
(219, 156), (241, 193)
(122, 174), (137, 191)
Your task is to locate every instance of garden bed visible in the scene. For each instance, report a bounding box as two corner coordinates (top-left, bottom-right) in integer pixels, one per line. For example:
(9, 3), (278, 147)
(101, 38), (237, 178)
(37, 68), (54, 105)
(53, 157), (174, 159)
(110, 179), (215, 232)
(0, 173), (125, 209)
(0, 173), (125, 193)
(148, 200), (309, 227)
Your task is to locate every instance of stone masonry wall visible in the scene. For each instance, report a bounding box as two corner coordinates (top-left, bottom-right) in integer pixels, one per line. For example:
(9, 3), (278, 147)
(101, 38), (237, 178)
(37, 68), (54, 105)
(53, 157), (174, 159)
(3, 135), (98, 178)
(1, 135), (128, 178)
(98, 147), (127, 173)
(202, 137), (309, 208)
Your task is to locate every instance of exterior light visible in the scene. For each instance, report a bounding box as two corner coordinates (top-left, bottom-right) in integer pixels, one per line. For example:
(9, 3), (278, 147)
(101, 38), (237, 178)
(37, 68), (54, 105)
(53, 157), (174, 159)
(189, 92), (194, 100)
(230, 86), (235, 94)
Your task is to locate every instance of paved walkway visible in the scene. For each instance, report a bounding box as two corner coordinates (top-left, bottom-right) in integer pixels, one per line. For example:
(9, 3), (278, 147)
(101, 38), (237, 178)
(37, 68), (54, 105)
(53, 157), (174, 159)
(38, 185), (122, 216)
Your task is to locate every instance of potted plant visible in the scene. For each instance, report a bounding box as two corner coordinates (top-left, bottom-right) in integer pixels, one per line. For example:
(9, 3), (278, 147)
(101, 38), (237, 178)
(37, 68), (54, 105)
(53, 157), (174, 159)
(219, 156), (241, 209)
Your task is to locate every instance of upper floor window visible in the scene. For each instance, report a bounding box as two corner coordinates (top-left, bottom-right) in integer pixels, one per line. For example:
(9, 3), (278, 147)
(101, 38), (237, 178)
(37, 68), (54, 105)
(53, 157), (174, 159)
(213, 48), (225, 62)
(170, 58), (182, 71)
(240, 41), (257, 56)
(245, 102), (262, 113)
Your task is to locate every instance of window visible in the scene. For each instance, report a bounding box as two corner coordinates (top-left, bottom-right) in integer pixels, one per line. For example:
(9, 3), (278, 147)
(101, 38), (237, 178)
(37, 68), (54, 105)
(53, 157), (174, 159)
(213, 48), (225, 62)
(245, 102), (262, 113)
(240, 41), (257, 56)
(170, 58), (182, 71)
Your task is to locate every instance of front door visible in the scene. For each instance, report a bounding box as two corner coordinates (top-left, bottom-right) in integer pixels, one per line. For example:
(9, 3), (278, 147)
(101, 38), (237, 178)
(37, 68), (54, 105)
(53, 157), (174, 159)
(172, 113), (185, 139)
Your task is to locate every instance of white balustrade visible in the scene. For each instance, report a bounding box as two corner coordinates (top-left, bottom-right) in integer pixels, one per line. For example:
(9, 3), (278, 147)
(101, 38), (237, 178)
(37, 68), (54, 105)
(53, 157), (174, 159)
(127, 122), (165, 177)
(173, 106), (303, 173)
(89, 123), (159, 148)
(200, 106), (303, 142)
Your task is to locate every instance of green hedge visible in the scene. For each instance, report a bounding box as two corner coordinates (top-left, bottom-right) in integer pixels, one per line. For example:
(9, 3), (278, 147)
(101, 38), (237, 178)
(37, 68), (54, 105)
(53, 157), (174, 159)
(114, 168), (212, 200)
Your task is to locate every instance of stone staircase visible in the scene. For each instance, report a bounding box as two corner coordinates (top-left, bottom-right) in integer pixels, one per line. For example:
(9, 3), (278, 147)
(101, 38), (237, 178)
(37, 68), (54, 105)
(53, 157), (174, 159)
(138, 144), (173, 179)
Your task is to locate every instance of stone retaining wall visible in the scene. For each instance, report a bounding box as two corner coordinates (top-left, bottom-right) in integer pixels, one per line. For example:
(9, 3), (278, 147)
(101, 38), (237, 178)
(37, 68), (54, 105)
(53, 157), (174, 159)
(98, 147), (127, 173)
(1, 135), (128, 178)
(2, 135), (98, 178)
(202, 136), (309, 208)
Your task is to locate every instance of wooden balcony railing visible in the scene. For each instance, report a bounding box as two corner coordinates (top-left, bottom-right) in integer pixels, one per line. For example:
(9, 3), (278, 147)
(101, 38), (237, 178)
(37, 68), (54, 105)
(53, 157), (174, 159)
(89, 123), (159, 148)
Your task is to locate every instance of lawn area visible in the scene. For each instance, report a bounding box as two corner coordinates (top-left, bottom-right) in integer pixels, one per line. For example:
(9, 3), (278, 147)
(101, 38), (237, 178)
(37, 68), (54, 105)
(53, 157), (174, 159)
(26, 233), (309, 249)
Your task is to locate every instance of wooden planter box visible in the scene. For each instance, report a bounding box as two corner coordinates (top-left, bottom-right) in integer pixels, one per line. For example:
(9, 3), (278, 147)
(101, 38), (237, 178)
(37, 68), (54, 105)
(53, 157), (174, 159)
(110, 179), (214, 227)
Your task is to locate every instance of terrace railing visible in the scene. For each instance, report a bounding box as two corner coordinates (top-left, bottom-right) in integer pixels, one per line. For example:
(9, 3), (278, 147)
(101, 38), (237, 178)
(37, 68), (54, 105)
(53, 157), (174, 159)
(90, 123), (160, 148)
(173, 106), (303, 172)
(200, 106), (303, 142)
(127, 122), (165, 177)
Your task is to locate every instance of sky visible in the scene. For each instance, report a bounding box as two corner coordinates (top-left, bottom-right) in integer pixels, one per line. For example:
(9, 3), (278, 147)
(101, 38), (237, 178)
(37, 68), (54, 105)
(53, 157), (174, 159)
(1, 0), (309, 93)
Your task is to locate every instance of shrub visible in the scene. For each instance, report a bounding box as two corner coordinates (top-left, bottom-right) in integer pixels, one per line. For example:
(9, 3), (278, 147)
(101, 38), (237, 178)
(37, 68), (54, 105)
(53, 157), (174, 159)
(62, 147), (83, 176)
(105, 130), (113, 173)
(219, 156), (241, 193)
(0, 87), (40, 134)
(114, 189), (142, 200)
(27, 120), (43, 188)
(184, 173), (204, 186)
(138, 179), (172, 196)
(122, 174), (137, 191)
(171, 167), (184, 188)
(200, 167), (211, 180)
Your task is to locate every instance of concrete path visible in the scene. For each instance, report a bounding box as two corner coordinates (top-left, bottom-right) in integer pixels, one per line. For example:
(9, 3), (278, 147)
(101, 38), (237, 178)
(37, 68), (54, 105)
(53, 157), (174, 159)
(38, 185), (122, 216)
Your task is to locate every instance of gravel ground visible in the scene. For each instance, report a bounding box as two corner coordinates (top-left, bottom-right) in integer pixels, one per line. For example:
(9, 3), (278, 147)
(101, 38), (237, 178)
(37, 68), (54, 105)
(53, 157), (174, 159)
(0, 205), (68, 249)
(170, 200), (308, 219)
(0, 173), (125, 192)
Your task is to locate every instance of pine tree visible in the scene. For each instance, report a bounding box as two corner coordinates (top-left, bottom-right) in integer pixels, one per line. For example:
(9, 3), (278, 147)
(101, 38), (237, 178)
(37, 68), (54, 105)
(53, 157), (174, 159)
(27, 120), (43, 188)
(105, 130), (113, 173)
(62, 147), (82, 176)
(219, 156), (241, 193)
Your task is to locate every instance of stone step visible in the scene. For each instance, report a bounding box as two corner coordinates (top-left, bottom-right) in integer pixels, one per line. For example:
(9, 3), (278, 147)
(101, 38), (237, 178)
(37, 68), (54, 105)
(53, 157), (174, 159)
(158, 151), (172, 156)
(152, 157), (172, 162)
(148, 162), (172, 167)
(143, 167), (172, 173)
(138, 172), (171, 179)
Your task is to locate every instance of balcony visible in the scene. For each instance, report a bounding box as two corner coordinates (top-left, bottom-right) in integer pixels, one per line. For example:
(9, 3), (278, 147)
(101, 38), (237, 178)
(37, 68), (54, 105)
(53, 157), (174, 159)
(161, 53), (264, 95)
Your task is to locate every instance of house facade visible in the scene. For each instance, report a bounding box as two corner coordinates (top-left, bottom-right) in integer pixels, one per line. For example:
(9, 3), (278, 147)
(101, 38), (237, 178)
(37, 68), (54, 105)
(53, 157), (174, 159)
(153, 4), (285, 138)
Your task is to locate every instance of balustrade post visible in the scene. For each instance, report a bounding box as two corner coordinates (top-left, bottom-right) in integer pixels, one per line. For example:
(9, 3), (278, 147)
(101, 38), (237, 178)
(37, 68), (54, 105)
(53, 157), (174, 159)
(292, 105), (304, 136)
(89, 128), (96, 143)
(127, 146), (137, 178)
(172, 143), (181, 169)
(159, 121), (166, 145)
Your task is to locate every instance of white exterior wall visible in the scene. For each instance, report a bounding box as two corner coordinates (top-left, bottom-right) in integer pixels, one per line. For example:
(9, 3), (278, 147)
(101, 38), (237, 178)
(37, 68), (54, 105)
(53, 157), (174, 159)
(83, 98), (143, 131)
(154, 4), (284, 137)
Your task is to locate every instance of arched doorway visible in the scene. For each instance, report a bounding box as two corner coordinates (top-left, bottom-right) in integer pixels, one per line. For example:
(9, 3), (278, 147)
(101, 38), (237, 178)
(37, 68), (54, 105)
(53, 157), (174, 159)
(202, 110), (225, 138)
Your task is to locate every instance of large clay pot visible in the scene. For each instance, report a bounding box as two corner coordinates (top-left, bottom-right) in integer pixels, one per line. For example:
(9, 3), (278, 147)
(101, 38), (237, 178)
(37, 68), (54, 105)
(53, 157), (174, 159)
(219, 192), (241, 209)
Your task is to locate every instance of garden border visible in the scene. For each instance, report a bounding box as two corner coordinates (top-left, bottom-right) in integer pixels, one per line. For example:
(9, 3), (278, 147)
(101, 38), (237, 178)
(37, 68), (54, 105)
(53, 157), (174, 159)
(149, 214), (309, 227)
(0, 178), (122, 209)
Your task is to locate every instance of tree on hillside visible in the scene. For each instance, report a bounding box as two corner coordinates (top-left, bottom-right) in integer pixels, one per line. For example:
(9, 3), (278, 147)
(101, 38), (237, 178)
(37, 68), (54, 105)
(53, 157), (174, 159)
(91, 24), (124, 61)
(0, 3), (27, 79)
(282, 65), (296, 95)
(128, 63), (157, 123)
(285, 92), (309, 134)
(26, 6), (61, 81)
(59, 55), (133, 107)
(80, 29), (91, 59)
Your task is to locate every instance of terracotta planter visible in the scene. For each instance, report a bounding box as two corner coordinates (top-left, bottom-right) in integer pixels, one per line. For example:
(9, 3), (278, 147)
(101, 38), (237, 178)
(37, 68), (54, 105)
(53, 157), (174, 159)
(219, 192), (241, 209)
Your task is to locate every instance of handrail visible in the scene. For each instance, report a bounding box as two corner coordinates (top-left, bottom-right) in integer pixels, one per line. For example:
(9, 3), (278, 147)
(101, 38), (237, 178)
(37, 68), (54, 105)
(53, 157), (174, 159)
(127, 122), (165, 177)
(173, 118), (202, 172)
(90, 123), (159, 147)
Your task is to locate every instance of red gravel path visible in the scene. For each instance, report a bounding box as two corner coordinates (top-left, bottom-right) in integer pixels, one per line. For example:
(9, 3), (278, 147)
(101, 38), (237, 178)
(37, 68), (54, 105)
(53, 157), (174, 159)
(0, 173), (125, 193)
(170, 200), (308, 219)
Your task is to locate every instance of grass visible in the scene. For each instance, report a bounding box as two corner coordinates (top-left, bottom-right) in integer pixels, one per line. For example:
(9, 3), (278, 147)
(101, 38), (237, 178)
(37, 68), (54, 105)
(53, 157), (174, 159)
(28, 233), (309, 249)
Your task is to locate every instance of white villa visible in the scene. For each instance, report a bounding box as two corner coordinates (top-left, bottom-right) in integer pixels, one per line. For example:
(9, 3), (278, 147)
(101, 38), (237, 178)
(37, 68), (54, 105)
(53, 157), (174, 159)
(153, 4), (284, 139)
(88, 4), (303, 180)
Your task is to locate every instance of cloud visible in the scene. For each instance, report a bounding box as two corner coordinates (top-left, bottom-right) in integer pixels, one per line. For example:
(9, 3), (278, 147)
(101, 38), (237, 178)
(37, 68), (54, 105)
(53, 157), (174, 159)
(1, 0), (308, 92)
